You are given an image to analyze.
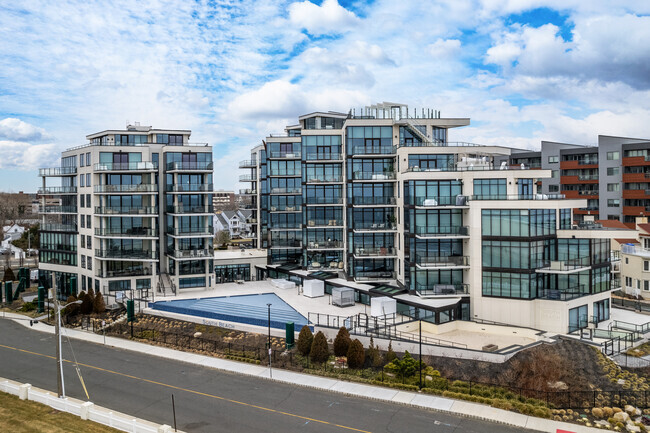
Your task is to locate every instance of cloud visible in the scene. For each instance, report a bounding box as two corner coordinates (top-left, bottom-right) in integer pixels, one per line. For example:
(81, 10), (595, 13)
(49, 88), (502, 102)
(0, 118), (51, 142)
(0, 140), (58, 170)
(288, 0), (361, 35)
(427, 39), (462, 58)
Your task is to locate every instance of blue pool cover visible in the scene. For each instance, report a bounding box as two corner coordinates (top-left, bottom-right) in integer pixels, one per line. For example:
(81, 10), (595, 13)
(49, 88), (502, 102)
(149, 293), (310, 330)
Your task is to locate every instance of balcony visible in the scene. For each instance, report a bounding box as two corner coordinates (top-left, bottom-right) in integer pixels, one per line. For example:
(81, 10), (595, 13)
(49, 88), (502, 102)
(537, 286), (588, 301)
(269, 222), (301, 230)
(166, 205), (214, 214)
(96, 268), (153, 278)
(354, 271), (396, 281)
(468, 194), (565, 201)
(240, 202), (257, 210)
(94, 184), (158, 193)
(269, 152), (301, 159)
(167, 226), (213, 237)
(269, 170), (301, 177)
(270, 187), (302, 195)
(166, 161), (213, 171)
(95, 227), (157, 237)
(306, 197), (344, 205)
(270, 240), (303, 249)
(239, 174), (256, 182)
(307, 219), (343, 228)
(352, 172), (396, 181)
(168, 249), (212, 259)
(239, 189), (257, 195)
(37, 186), (77, 195)
(39, 205), (77, 214)
(41, 223), (77, 232)
(351, 197), (396, 206)
(415, 255), (469, 269)
(535, 257), (591, 274)
(412, 196), (468, 207)
(305, 175), (343, 184)
(94, 162), (158, 172)
(622, 244), (650, 258)
(578, 174), (599, 181)
(95, 249), (158, 260)
(414, 226), (469, 238)
(239, 159), (257, 168)
(622, 189), (650, 199)
(349, 146), (396, 157)
(39, 167), (77, 176)
(269, 205), (300, 212)
(95, 206), (158, 215)
(166, 184), (213, 193)
(305, 153), (342, 161)
(352, 222), (396, 232)
(353, 247), (397, 258)
(306, 240), (343, 249)
(415, 283), (469, 296)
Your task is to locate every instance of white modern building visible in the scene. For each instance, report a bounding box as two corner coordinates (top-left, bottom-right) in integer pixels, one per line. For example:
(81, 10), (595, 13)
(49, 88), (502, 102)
(38, 124), (215, 299)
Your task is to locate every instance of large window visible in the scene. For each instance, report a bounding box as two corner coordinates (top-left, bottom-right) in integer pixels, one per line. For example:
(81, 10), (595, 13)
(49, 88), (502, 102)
(215, 264), (250, 283)
(482, 272), (539, 299)
(481, 209), (556, 237)
(473, 179), (506, 198)
(607, 151), (620, 160)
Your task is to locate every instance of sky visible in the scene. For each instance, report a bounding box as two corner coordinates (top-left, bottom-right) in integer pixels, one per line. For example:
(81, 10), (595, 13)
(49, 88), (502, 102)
(1, 0), (650, 193)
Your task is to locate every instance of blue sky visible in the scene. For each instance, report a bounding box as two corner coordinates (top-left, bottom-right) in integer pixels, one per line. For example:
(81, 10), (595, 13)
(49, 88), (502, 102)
(1, 0), (650, 193)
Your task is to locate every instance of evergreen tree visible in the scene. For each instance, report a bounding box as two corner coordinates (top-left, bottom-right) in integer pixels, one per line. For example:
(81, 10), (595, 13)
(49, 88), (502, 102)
(3, 267), (15, 282)
(386, 340), (397, 363)
(297, 325), (314, 356)
(80, 291), (93, 315)
(93, 291), (106, 314)
(333, 326), (351, 356)
(64, 295), (79, 316)
(309, 331), (330, 364)
(346, 339), (365, 369)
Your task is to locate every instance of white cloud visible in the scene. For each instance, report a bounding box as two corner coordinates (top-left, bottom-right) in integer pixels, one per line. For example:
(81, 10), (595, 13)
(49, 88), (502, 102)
(0, 140), (58, 170)
(0, 118), (51, 142)
(427, 39), (462, 58)
(288, 0), (360, 35)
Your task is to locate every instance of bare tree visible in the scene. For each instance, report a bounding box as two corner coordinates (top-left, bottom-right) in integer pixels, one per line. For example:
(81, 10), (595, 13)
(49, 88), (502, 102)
(215, 230), (231, 247)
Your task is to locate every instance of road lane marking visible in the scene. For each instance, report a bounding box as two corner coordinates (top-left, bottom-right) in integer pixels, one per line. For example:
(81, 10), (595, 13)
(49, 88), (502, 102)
(0, 343), (371, 433)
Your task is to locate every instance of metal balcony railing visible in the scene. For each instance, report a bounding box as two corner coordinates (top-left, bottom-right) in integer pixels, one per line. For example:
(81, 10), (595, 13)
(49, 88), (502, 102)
(94, 162), (158, 171)
(37, 186), (77, 194)
(39, 167), (77, 176)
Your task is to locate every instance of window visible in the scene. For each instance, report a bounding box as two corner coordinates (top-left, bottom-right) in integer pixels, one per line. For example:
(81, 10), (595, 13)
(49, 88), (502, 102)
(551, 170), (559, 178)
(626, 276), (632, 287)
(607, 167), (619, 176)
(87, 215), (91, 228)
(645, 281), (650, 291)
(80, 194), (85, 207)
(80, 216), (85, 228)
(80, 175), (84, 187)
(645, 261), (649, 272)
(86, 153), (91, 166)
(549, 185), (559, 192)
(80, 255), (85, 269)
(548, 156), (558, 163)
(86, 194), (91, 208)
(86, 173), (90, 186)
(80, 235), (85, 248)
(607, 199), (620, 207)
(473, 179), (506, 198)
(86, 236), (91, 249)
(607, 183), (620, 192)
(607, 151), (619, 160)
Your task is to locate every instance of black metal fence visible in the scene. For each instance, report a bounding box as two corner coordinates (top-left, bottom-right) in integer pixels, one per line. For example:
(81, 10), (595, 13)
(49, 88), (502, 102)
(100, 322), (650, 409)
(611, 295), (650, 314)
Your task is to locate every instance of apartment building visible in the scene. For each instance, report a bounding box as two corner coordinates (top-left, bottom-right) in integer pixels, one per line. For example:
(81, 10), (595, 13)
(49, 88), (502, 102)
(621, 223), (650, 299)
(503, 136), (650, 226)
(240, 103), (614, 334)
(212, 190), (235, 210)
(38, 124), (214, 299)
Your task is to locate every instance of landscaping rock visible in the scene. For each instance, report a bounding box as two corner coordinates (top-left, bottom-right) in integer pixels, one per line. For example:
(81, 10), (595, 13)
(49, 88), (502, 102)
(613, 411), (630, 423)
(626, 422), (640, 432)
(547, 381), (568, 390)
(594, 420), (610, 428)
(625, 405), (642, 417)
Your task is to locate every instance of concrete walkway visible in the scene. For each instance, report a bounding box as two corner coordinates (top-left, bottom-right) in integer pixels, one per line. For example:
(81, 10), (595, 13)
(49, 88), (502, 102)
(4, 312), (603, 433)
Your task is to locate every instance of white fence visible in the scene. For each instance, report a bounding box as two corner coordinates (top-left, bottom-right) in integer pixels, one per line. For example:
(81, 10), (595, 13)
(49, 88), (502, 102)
(0, 377), (177, 433)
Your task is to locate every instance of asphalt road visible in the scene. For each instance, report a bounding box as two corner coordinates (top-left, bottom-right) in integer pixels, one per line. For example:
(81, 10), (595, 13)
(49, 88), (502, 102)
(0, 319), (530, 433)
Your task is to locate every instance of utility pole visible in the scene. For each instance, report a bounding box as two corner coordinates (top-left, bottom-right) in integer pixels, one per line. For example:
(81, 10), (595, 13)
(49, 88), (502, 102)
(267, 303), (272, 378)
(419, 319), (422, 390)
(55, 294), (63, 398)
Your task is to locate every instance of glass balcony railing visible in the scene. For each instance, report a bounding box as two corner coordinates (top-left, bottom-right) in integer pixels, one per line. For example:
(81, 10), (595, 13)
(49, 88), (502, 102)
(39, 167), (77, 176)
(41, 223), (77, 232)
(95, 227), (157, 237)
(96, 268), (153, 278)
(270, 240), (303, 248)
(352, 172), (396, 180)
(239, 189), (257, 195)
(270, 187), (302, 194)
(537, 285), (587, 301)
(269, 222), (302, 229)
(350, 146), (396, 155)
(306, 240), (343, 249)
(577, 174), (599, 181)
(415, 255), (469, 267)
(239, 174), (255, 182)
(168, 249), (212, 259)
(353, 222), (396, 231)
(306, 197), (343, 205)
(414, 226), (468, 236)
(535, 257), (591, 271)
(167, 226), (212, 236)
(353, 247), (396, 257)
(166, 161), (213, 171)
(307, 219), (343, 227)
(166, 205), (214, 214)
(305, 153), (342, 161)
(95, 249), (158, 259)
(94, 162), (158, 171)
(412, 196), (468, 206)
(269, 169), (301, 176)
(38, 186), (77, 194)
(239, 159), (257, 168)
(354, 271), (396, 281)
(39, 205), (77, 214)
(415, 282), (469, 296)
(166, 184), (213, 192)
(351, 197), (396, 205)
(269, 152), (301, 159)
(305, 176), (343, 183)
(469, 194), (565, 201)
(95, 206), (158, 215)
(94, 184), (158, 193)
(269, 205), (300, 212)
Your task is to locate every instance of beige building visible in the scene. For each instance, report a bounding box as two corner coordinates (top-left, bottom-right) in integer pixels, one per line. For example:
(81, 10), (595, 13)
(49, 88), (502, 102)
(621, 222), (650, 298)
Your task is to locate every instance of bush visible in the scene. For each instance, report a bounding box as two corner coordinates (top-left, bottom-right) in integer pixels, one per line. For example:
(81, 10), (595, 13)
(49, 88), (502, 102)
(386, 341), (397, 363)
(93, 291), (106, 314)
(19, 301), (36, 312)
(347, 339), (365, 369)
(367, 337), (382, 368)
(384, 351), (420, 380)
(63, 295), (79, 316)
(333, 327), (351, 356)
(3, 267), (15, 282)
(592, 407), (604, 418)
(297, 325), (313, 356)
(80, 291), (93, 315)
(310, 331), (329, 364)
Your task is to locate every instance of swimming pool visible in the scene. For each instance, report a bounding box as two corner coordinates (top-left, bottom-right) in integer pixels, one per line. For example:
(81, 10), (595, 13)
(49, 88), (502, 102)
(148, 293), (310, 330)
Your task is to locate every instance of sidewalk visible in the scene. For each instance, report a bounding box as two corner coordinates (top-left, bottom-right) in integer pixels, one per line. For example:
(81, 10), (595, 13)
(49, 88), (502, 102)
(4, 312), (602, 433)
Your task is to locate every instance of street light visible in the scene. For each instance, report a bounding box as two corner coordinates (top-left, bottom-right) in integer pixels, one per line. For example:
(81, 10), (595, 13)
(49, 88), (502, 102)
(419, 319), (422, 390)
(267, 303), (272, 378)
(55, 295), (82, 398)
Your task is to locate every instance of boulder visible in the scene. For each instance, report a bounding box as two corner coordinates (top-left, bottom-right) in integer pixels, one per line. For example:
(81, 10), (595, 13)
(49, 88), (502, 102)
(613, 411), (630, 423)
(625, 405), (641, 416)
(626, 422), (640, 433)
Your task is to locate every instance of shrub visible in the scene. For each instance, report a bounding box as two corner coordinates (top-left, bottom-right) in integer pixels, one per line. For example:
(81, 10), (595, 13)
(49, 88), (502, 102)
(93, 291), (106, 314)
(19, 301), (36, 312)
(3, 267), (15, 282)
(310, 331), (329, 364)
(347, 339), (365, 369)
(63, 295), (79, 316)
(367, 337), (382, 368)
(386, 341), (397, 363)
(384, 351), (420, 380)
(80, 291), (93, 315)
(592, 407), (604, 418)
(333, 327), (351, 356)
(297, 325), (313, 356)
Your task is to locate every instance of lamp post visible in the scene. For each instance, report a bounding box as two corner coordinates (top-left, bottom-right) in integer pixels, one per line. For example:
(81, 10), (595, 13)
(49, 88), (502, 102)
(267, 303), (272, 378)
(419, 319), (422, 390)
(55, 296), (82, 398)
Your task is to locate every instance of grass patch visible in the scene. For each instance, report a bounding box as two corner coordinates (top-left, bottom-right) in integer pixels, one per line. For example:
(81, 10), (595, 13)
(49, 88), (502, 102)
(0, 390), (122, 433)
